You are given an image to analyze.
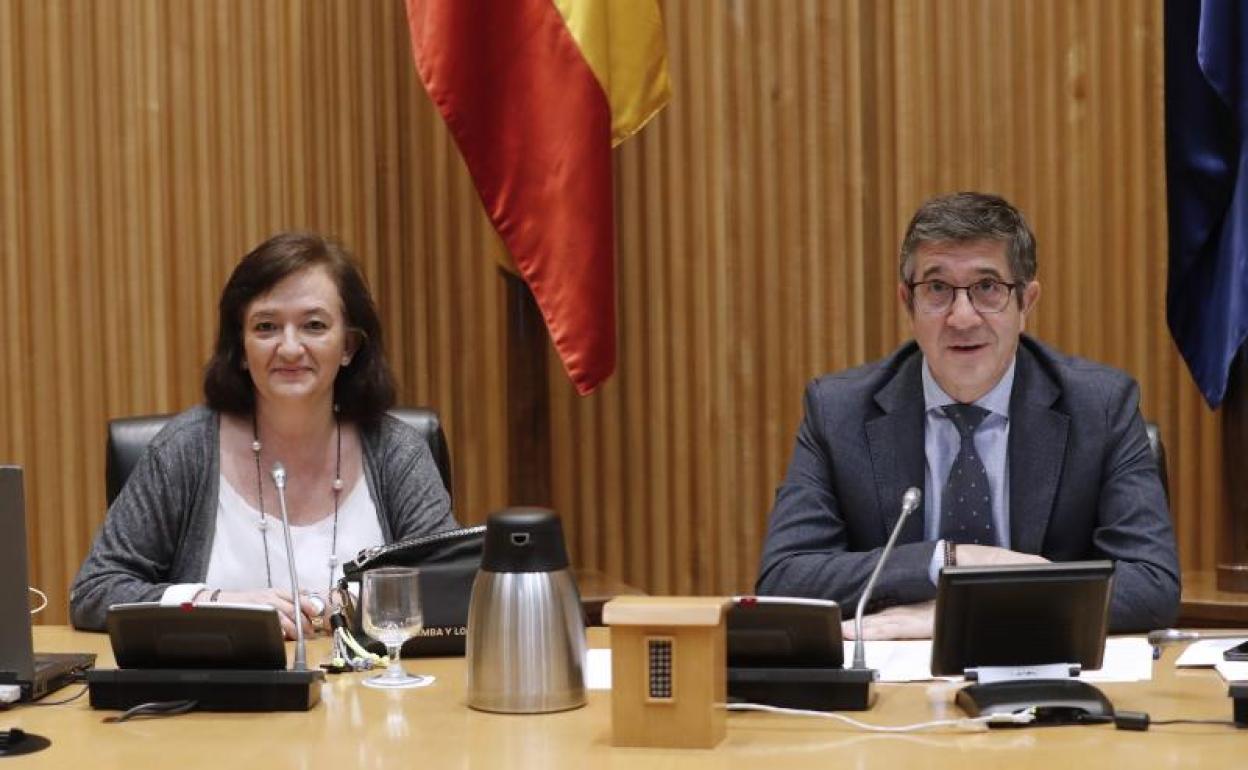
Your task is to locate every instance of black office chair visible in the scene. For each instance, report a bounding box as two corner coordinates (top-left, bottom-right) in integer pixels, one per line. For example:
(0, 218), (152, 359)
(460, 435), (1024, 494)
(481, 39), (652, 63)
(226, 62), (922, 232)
(105, 407), (452, 506)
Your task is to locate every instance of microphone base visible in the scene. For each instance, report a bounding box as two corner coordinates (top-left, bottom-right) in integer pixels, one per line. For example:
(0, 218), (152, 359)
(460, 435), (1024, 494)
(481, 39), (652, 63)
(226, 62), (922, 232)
(955, 679), (1111, 725)
(87, 668), (324, 712)
(728, 666), (876, 711)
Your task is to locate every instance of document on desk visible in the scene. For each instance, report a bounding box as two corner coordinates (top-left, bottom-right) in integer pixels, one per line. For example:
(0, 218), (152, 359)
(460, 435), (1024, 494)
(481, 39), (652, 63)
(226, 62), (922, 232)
(583, 637), (1154, 689)
(586, 648), (613, 689)
(1172, 637), (1248, 682)
(838, 637), (1154, 683)
(1174, 638), (1248, 667)
(1215, 661), (1248, 682)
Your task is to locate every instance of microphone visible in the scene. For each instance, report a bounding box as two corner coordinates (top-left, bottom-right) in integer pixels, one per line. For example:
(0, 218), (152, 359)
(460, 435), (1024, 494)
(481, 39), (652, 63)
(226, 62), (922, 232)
(1148, 629), (1248, 647)
(852, 487), (922, 670)
(271, 462), (308, 672)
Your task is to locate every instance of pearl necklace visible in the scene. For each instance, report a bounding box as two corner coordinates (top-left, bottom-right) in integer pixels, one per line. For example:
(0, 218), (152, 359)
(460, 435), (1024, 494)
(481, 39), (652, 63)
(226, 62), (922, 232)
(251, 413), (343, 598)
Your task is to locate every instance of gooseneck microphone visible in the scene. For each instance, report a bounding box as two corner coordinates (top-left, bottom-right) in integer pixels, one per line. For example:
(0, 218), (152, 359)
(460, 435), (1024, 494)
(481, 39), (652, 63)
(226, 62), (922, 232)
(852, 487), (922, 670)
(271, 462), (308, 672)
(1148, 629), (1248, 647)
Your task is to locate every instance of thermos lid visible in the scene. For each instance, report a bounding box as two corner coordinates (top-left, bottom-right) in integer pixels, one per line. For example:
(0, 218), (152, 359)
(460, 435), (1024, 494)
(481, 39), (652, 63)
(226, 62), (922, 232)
(481, 508), (570, 573)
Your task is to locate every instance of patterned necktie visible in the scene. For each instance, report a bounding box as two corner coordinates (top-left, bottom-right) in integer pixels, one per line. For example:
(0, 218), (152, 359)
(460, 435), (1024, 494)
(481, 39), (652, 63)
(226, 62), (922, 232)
(940, 403), (996, 545)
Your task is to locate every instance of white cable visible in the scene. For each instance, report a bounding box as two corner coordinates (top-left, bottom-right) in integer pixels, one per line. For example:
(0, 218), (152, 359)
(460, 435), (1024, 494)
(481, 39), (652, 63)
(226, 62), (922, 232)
(726, 702), (1036, 732)
(28, 586), (48, 615)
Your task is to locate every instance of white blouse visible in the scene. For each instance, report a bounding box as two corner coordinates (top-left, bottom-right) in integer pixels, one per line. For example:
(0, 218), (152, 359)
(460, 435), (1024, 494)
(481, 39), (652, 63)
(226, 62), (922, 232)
(160, 474), (383, 604)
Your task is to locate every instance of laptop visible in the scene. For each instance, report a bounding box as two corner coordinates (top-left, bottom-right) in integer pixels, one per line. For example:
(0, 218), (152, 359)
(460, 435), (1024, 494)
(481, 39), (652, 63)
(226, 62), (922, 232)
(0, 466), (96, 701)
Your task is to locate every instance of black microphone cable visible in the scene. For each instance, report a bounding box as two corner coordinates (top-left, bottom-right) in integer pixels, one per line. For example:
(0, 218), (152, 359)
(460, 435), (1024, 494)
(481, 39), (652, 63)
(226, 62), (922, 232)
(102, 700), (198, 723)
(1106, 710), (1240, 731)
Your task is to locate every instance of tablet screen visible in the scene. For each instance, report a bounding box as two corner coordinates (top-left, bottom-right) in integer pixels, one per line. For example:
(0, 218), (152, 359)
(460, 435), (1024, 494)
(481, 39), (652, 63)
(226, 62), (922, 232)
(930, 560), (1113, 677)
(106, 603), (287, 670)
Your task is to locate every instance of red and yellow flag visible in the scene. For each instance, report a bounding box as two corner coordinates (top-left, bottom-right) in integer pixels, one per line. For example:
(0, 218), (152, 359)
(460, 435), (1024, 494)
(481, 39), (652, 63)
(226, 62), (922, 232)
(405, 0), (670, 395)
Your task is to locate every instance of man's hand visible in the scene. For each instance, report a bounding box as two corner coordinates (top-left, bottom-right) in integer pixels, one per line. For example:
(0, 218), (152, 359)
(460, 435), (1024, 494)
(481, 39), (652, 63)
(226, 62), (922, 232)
(841, 600), (935, 641)
(839, 548), (1049, 641)
(955, 545), (1049, 567)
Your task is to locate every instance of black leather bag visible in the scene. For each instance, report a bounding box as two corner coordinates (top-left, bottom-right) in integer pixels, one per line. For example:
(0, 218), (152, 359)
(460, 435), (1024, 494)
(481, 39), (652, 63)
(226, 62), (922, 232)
(339, 525), (484, 657)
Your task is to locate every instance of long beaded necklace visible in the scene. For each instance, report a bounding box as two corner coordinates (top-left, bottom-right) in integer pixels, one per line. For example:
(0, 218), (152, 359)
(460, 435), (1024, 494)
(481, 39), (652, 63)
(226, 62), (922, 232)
(250, 412), (343, 598)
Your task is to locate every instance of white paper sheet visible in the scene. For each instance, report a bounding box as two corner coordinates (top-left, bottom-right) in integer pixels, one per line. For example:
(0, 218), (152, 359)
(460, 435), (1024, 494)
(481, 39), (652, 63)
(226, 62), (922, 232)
(585, 648), (613, 689)
(582, 636), (1154, 690)
(839, 639), (937, 682)
(1174, 637), (1248, 667)
(1214, 660), (1248, 682)
(838, 637), (1153, 683)
(1080, 638), (1155, 682)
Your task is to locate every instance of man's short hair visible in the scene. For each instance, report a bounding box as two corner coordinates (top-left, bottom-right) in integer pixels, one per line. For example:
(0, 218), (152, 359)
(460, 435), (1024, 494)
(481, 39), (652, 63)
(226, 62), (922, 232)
(898, 192), (1037, 285)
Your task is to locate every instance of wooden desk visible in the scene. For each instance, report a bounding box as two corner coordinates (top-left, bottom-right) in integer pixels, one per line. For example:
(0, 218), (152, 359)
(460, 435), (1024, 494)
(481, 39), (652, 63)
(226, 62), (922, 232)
(1181, 570), (1248, 627)
(5, 627), (1244, 769)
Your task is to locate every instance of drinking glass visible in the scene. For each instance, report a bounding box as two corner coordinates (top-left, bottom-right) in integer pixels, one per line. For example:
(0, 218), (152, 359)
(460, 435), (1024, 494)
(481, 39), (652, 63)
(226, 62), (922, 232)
(361, 567), (434, 689)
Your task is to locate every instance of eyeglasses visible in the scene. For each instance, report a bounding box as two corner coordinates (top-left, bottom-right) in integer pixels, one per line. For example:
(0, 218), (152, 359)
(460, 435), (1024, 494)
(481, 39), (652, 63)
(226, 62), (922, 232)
(906, 279), (1020, 314)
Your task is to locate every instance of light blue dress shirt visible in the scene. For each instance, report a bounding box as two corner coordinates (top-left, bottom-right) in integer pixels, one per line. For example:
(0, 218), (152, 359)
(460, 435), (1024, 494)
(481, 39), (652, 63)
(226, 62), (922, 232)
(923, 357), (1015, 583)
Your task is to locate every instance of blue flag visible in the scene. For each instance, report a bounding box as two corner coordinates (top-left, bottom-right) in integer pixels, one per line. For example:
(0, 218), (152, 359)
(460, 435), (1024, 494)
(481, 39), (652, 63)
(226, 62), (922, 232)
(1165, 0), (1248, 408)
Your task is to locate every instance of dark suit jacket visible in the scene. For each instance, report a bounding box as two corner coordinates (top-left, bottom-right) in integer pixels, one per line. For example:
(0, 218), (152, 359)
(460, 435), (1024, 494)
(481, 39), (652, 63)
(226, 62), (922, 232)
(756, 336), (1181, 632)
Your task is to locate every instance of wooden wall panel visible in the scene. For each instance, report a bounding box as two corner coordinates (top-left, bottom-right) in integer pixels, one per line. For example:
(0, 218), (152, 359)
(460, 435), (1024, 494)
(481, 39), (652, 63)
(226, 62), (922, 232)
(0, 0), (1225, 624)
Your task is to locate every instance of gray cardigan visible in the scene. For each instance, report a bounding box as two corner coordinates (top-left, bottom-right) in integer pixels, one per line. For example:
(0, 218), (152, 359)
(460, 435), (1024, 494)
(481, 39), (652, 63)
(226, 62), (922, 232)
(70, 405), (458, 630)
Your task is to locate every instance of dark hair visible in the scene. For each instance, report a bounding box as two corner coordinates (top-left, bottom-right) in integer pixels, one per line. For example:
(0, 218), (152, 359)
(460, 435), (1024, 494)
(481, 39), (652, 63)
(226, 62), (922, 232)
(899, 192), (1037, 289)
(203, 231), (396, 424)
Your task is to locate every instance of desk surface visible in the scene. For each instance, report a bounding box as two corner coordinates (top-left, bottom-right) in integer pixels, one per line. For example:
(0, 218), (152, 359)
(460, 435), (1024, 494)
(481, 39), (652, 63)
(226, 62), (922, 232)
(4, 627), (1244, 769)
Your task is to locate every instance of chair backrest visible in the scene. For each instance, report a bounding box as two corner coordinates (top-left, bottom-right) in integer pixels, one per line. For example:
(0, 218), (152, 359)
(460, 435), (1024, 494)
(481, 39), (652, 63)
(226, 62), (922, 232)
(105, 408), (452, 506)
(1144, 421), (1170, 505)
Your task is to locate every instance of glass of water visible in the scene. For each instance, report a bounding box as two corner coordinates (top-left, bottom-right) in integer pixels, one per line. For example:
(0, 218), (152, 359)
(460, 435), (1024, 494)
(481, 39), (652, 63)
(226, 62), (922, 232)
(361, 567), (433, 689)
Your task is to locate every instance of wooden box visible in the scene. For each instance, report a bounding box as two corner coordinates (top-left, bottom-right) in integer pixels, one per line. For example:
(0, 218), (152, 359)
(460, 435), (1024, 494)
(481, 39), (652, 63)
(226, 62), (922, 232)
(602, 596), (729, 749)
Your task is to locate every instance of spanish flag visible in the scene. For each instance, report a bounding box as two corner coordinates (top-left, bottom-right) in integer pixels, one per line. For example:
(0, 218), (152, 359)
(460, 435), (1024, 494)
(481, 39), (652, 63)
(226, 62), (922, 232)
(406, 0), (671, 395)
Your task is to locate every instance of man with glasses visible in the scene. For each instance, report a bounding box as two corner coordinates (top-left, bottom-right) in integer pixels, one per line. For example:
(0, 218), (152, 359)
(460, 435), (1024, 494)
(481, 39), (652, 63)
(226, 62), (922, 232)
(756, 192), (1179, 637)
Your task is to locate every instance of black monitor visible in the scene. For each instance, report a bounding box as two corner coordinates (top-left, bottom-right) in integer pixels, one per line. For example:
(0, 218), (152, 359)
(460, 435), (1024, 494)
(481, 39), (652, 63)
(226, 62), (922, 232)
(88, 603), (323, 712)
(931, 560), (1113, 676)
(105, 603), (287, 670)
(727, 596), (843, 668)
(930, 560), (1115, 724)
(725, 596), (874, 711)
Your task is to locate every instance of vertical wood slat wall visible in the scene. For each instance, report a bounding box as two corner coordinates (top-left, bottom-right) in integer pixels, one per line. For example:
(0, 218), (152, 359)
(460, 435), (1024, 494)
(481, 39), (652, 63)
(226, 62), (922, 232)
(0, 0), (1222, 624)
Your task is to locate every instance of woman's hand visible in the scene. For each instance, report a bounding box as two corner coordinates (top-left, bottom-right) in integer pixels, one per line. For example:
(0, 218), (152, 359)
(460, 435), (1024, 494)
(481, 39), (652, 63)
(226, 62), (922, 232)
(212, 589), (325, 640)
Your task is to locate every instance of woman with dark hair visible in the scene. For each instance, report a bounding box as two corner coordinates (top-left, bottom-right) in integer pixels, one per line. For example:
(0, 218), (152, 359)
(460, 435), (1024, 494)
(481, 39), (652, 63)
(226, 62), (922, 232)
(71, 232), (456, 637)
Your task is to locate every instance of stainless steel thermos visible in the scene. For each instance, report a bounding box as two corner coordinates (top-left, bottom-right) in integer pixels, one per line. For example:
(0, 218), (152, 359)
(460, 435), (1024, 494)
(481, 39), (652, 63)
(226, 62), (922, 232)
(465, 508), (587, 713)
